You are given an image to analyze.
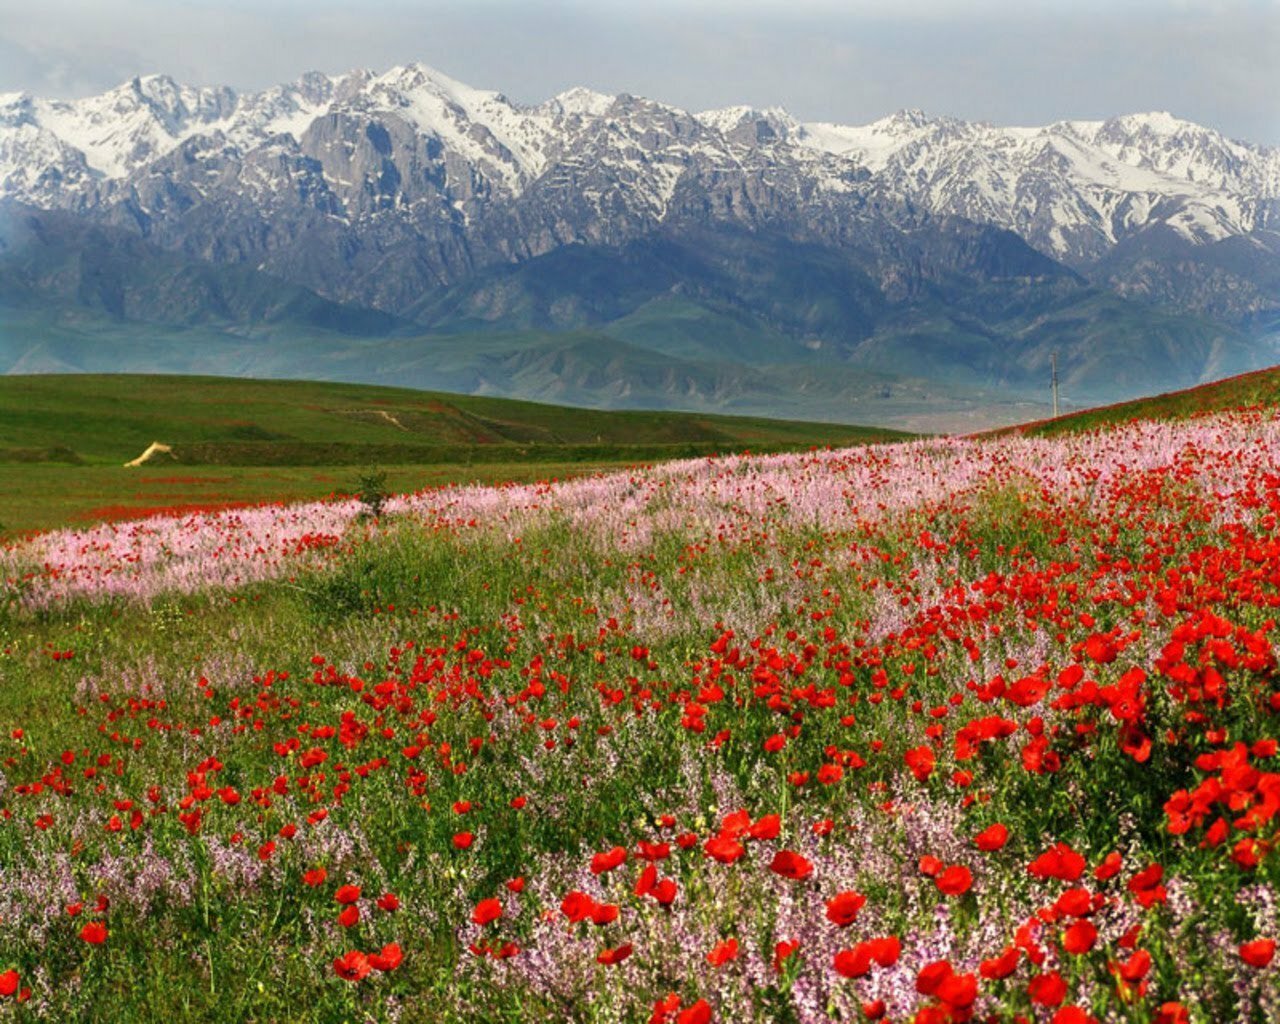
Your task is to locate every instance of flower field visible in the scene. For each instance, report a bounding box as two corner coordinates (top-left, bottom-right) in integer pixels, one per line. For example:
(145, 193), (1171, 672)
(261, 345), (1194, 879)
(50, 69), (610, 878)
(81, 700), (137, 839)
(1, 407), (1278, 1022)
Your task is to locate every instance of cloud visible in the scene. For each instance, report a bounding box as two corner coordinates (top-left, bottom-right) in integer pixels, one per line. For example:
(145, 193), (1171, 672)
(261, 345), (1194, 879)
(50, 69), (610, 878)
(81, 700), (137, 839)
(0, 0), (1276, 143)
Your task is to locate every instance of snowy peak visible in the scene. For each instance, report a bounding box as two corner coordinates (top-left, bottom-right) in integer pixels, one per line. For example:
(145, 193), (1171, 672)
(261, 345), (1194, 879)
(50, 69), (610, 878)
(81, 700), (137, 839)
(0, 63), (1276, 265)
(540, 86), (615, 118)
(695, 105), (798, 146)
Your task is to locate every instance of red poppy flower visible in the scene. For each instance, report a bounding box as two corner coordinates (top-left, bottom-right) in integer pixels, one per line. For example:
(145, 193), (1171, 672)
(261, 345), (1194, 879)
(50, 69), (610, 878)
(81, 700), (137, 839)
(834, 947), (871, 978)
(773, 939), (800, 972)
(1094, 851), (1123, 881)
(867, 936), (901, 967)
(472, 898), (502, 926)
(651, 878), (678, 905)
(1240, 938), (1276, 968)
(676, 1000), (712, 1024)
(936, 971), (977, 1009)
(303, 867), (328, 887)
(79, 922), (108, 944)
(560, 891), (597, 923)
(1062, 920), (1097, 955)
(597, 944), (633, 966)
(905, 745), (936, 781)
(916, 960), (953, 996)
(338, 905), (360, 928)
(704, 835), (745, 864)
(825, 891), (867, 927)
(706, 937), (739, 966)
(918, 855), (944, 877)
(747, 814), (781, 840)
(1118, 949), (1152, 982)
(769, 850), (813, 880)
(333, 950), (371, 982)
(980, 945), (1020, 979)
(377, 892), (400, 912)
(0, 971), (18, 998)
(936, 865), (972, 896)
(1028, 843), (1085, 882)
(591, 846), (627, 874)
(334, 884), (361, 905)
(453, 831), (474, 850)
(1052, 1007), (1097, 1024)
(369, 943), (403, 972)
(973, 823), (1008, 851)
(1028, 970), (1068, 1007)
(1054, 887), (1093, 917)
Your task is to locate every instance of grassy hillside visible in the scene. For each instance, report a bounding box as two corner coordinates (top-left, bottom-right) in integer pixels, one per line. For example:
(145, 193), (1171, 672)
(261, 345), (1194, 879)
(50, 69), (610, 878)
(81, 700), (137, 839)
(998, 364), (1280, 437)
(0, 306), (1037, 432)
(0, 373), (907, 535)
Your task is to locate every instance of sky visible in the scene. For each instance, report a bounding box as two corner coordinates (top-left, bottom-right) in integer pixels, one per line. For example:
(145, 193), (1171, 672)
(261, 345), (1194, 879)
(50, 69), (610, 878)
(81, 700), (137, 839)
(0, 0), (1277, 144)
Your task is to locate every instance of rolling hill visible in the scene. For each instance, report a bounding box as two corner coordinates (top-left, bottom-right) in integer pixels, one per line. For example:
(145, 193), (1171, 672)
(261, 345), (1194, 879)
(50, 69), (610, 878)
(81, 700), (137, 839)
(0, 373), (908, 535)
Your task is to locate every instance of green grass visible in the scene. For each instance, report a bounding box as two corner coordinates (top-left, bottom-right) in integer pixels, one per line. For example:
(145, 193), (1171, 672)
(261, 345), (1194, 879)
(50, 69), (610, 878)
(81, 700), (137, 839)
(0, 374), (908, 535)
(994, 363), (1280, 437)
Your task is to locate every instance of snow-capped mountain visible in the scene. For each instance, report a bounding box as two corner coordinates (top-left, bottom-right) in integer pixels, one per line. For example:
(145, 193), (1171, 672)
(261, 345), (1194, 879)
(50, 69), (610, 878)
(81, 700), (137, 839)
(3, 64), (1275, 261)
(1, 62), (1277, 416)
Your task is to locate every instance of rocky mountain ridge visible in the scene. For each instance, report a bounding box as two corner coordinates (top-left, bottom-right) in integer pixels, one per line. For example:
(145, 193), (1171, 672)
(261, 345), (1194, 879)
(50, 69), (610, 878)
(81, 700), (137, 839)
(1, 63), (1277, 425)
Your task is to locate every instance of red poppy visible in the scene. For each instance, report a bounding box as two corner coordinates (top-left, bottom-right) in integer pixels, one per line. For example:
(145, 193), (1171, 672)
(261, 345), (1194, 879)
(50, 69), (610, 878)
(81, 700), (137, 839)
(773, 939), (800, 972)
(1118, 949), (1152, 982)
(980, 945), (1020, 979)
(834, 947), (871, 978)
(560, 891), (597, 923)
(1028, 970), (1068, 1007)
(377, 892), (400, 912)
(936, 971), (977, 1009)
(916, 960), (953, 996)
(1053, 1008), (1097, 1024)
(1028, 843), (1086, 882)
(452, 831), (474, 850)
(866, 936), (901, 967)
(825, 891), (867, 927)
(79, 922), (108, 944)
(1054, 887), (1094, 917)
(333, 950), (371, 982)
(369, 943), (403, 972)
(597, 944), (633, 966)
(905, 745), (936, 782)
(769, 850), (813, 880)
(303, 867), (328, 887)
(472, 898), (502, 926)
(0, 971), (18, 998)
(591, 846), (628, 874)
(1062, 920), (1097, 955)
(706, 937), (739, 966)
(334, 884), (361, 905)
(936, 865), (972, 896)
(338, 905), (360, 928)
(675, 1000), (712, 1024)
(1240, 938), (1276, 968)
(747, 814), (781, 840)
(918, 855), (944, 876)
(973, 823), (1008, 851)
(704, 835), (745, 864)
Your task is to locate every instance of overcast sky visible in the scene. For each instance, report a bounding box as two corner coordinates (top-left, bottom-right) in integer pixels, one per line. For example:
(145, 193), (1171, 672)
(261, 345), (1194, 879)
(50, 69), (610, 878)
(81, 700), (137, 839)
(1, 0), (1277, 144)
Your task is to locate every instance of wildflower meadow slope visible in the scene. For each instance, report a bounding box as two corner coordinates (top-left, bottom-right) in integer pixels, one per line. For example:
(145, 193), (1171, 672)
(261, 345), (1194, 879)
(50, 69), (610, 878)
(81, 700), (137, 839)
(0, 408), (1278, 1022)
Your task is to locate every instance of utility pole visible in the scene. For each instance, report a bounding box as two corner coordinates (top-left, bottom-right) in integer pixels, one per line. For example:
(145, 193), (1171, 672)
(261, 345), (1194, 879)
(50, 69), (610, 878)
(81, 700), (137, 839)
(1051, 352), (1059, 419)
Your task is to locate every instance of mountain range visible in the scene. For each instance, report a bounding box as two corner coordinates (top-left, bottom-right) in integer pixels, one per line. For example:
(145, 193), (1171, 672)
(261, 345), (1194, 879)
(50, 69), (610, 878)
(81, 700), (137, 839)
(1, 63), (1277, 428)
